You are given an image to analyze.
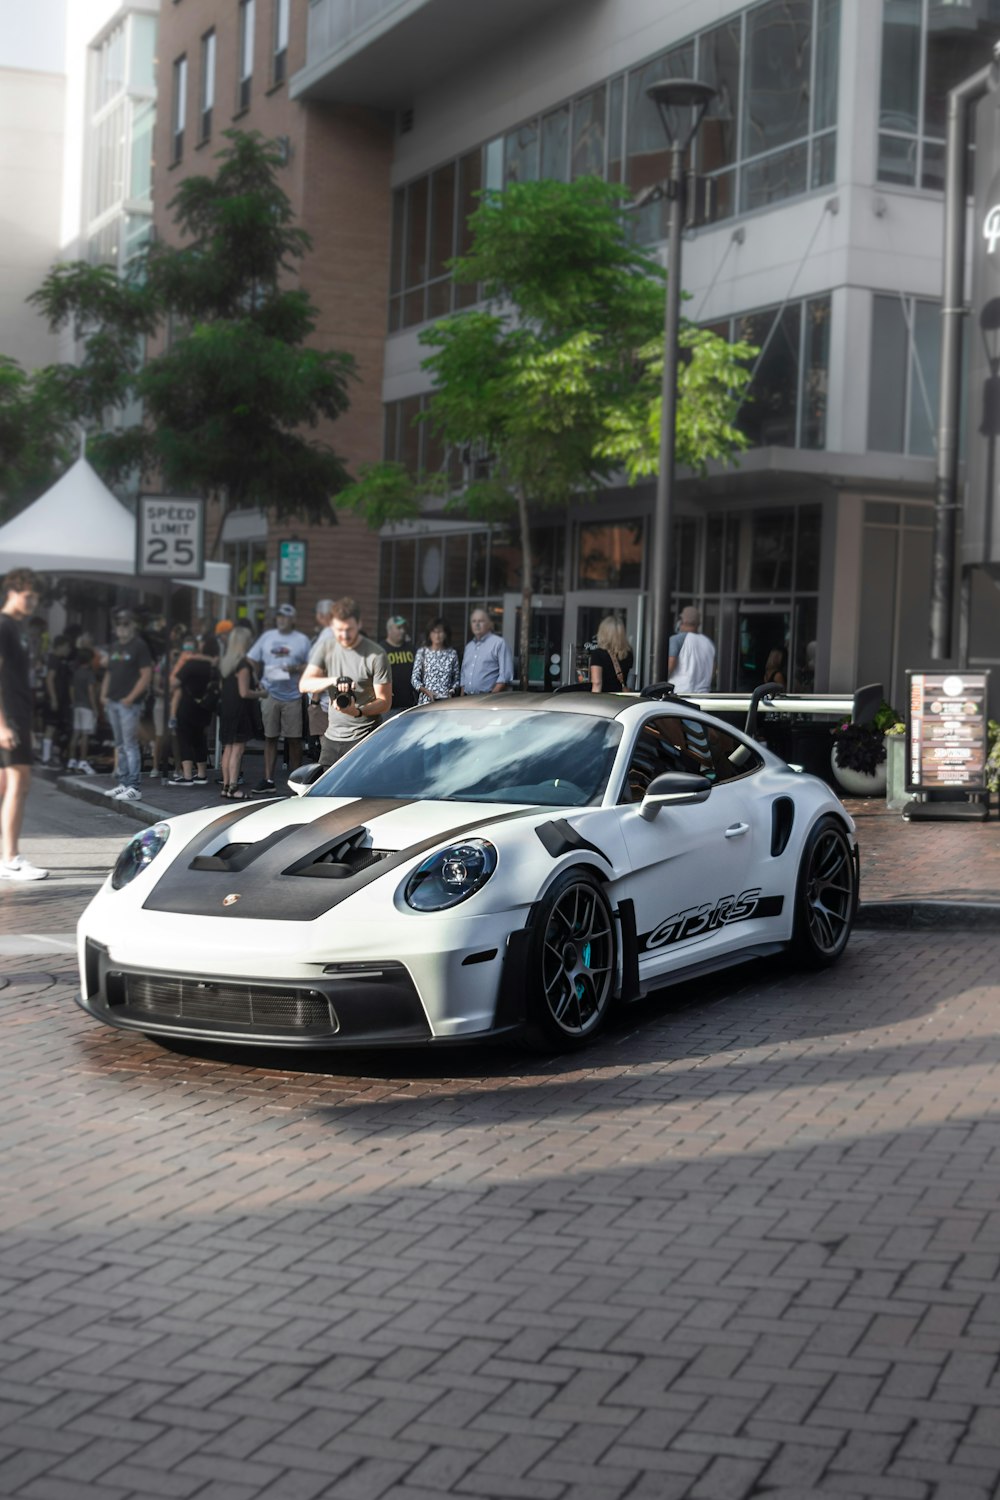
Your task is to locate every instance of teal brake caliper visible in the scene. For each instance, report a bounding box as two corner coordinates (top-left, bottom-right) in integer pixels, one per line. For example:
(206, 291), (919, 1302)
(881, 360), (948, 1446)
(577, 941), (592, 997)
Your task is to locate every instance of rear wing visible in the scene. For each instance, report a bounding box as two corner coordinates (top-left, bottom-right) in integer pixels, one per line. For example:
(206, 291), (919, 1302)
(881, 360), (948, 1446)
(640, 682), (885, 743)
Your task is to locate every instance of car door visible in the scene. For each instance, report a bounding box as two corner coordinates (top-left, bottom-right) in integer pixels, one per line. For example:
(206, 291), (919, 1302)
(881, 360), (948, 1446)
(615, 713), (771, 980)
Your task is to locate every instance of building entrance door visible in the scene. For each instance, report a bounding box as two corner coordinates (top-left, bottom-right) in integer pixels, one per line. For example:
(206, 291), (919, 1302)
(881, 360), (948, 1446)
(734, 605), (791, 691)
(562, 591), (643, 688)
(502, 594), (564, 691)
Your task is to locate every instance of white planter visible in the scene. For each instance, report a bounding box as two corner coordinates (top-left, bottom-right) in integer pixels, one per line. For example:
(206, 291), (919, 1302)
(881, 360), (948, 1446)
(830, 745), (887, 798)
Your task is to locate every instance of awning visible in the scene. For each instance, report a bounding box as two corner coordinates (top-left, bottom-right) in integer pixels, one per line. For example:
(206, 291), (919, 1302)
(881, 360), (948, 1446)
(0, 459), (230, 596)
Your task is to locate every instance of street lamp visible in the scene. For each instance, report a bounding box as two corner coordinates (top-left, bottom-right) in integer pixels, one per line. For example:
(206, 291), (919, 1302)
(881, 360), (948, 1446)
(644, 77), (716, 686)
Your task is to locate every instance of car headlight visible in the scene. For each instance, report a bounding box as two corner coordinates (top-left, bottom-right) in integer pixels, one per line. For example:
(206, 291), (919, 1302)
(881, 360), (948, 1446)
(404, 839), (497, 912)
(111, 822), (171, 891)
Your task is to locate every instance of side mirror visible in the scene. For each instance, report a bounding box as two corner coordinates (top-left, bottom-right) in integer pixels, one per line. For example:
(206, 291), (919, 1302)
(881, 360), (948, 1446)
(288, 764), (325, 797)
(639, 771), (711, 821)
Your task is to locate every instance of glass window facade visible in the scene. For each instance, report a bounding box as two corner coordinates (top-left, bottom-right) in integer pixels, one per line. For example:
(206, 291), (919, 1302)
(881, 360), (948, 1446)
(868, 293), (945, 456)
(223, 538), (269, 630)
(878, 0), (1000, 190)
(713, 294), (831, 450)
(389, 0), (840, 328)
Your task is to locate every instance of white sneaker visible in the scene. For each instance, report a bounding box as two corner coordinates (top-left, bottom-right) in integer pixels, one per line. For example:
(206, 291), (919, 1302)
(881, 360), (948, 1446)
(77, 761), (96, 776)
(67, 758), (78, 770)
(106, 784), (127, 798)
(116, 787), (142, 802)
(0, 856), (49, 881)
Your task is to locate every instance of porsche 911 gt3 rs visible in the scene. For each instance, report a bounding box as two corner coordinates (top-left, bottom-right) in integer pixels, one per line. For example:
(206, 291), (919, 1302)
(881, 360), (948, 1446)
(77, 691), (858, 1051)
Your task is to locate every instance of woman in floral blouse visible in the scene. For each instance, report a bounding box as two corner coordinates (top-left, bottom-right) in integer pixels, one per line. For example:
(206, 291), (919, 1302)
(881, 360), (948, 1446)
(411, 617), (461, 704)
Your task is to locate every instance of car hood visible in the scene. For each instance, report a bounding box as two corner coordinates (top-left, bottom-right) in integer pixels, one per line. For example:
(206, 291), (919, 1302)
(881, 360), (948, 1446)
(141, 794), (543, 922)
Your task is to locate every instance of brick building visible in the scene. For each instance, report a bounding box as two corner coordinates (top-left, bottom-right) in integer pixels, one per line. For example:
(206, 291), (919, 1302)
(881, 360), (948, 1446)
(152, 0), (392, 634)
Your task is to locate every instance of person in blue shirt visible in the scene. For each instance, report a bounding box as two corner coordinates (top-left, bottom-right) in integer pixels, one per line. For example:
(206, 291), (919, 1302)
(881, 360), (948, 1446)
(460, 608), (514, 696)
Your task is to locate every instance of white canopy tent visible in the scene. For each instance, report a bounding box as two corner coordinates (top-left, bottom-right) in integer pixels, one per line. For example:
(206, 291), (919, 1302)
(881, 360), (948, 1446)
(0, 458), (230, 596)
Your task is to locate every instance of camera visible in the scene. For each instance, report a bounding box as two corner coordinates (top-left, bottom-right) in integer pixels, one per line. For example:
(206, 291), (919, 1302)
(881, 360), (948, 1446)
(334, 676), (356, 710)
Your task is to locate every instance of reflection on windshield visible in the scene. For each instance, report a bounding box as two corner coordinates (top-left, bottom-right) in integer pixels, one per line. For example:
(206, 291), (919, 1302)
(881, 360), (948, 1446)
(309, 710), (622, 807)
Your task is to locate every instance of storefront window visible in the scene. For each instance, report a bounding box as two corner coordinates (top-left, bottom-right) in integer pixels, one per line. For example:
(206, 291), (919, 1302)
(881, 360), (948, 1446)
(577, 521), (644, 590)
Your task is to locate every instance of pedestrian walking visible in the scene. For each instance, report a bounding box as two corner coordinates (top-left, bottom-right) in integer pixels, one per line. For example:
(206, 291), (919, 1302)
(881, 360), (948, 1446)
(412, 618), (460, 703)
(460, 608), (513, 696)
(247, 604), (311, 792)
(41, 634), (73, 764)
(101, 609), (153, 802)
(667, 606), (716, 693)
(218, 625), (267, 799)
(299, 597), (391, 769)
(0, 569), (48, 880)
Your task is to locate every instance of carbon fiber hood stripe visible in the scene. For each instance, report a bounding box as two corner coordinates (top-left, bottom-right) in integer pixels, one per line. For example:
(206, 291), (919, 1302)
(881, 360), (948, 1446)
(142, 797), (542, 921)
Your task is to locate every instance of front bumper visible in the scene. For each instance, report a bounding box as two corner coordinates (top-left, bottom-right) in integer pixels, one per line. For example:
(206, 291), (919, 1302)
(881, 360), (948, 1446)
(77, 934), (530, 1049)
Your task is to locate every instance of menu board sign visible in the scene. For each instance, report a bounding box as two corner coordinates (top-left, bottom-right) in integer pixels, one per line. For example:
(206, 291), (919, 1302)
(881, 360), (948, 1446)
(906, 670), (990, 793)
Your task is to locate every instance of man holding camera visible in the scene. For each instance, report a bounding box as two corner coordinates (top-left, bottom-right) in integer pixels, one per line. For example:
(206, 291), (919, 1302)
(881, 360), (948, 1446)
(299, 597), (391, 769)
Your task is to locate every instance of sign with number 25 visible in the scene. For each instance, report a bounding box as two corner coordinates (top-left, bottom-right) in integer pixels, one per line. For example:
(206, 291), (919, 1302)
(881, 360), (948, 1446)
(137, 496), (206, 579)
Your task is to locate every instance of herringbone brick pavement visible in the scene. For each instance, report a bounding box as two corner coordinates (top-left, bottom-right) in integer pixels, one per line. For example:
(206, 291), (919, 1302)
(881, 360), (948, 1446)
(0, 931), (998, 1499)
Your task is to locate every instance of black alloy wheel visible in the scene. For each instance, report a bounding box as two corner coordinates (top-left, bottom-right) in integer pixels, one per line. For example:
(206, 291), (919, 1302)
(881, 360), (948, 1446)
(526, 870), (617, 1049)
(793, 815), (857, 967)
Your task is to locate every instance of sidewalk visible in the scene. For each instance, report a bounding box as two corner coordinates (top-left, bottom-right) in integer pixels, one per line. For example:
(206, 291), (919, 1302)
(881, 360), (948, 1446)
(49, 765), (1000, 921)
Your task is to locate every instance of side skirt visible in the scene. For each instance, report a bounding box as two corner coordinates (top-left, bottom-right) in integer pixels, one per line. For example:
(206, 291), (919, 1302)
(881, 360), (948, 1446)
(638, 940), (787, 997)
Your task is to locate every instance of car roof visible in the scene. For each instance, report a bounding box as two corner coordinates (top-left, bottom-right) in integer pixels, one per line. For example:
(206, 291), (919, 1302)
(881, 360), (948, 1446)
(415, 692), (643, 721)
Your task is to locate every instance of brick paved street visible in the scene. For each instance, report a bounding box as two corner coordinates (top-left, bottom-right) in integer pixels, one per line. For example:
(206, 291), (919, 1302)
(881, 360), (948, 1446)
(0, 783), (998, 1499)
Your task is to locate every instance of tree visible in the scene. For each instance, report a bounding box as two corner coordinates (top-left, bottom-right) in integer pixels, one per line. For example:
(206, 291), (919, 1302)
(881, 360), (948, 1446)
(0, 358), (76, 519)
(30, 131), (356, 537)
(338, 176), (754, 689)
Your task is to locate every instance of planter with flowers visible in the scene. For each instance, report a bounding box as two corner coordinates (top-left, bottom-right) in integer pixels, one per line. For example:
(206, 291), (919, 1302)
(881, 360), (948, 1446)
(830, 701), (904, 798)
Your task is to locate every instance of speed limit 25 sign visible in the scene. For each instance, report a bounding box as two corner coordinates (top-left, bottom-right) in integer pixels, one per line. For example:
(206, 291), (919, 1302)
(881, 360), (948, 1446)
(137, 496), (205, 579)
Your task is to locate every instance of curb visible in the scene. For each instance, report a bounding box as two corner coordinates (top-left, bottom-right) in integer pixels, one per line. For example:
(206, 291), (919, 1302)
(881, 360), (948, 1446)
(55, 774), (169, 828)
(855, 899), (1000, 930)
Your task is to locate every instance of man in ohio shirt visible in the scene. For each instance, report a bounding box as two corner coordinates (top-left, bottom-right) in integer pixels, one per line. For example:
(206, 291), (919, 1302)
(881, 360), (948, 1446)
(248, 603), (311, 792)
(381, 614), (415, 717)
(299, 597), (390, 768)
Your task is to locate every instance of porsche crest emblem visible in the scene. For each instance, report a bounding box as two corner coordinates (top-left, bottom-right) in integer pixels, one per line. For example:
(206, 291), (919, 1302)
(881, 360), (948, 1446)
(223, 893), (241, 907)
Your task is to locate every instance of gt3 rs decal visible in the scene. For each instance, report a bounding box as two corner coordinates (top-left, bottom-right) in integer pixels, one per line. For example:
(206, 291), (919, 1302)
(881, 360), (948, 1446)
(638, 888), (784, 952)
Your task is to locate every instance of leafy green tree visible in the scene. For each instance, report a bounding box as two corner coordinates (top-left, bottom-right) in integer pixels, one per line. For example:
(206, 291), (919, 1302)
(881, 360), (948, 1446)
(30, 131), (356, 536)
(0, 358), (76, 519)
(338, 177), (753, 688)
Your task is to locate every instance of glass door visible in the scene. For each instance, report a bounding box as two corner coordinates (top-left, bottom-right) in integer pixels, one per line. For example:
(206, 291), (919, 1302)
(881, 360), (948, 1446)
(562, 591), (642, 688)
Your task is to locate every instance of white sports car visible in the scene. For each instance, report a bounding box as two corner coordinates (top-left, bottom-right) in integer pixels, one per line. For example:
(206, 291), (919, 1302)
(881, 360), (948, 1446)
(77, 691), (858, 1052)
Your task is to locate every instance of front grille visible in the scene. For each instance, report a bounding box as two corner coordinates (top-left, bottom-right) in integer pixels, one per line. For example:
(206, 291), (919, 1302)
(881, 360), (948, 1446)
(111, 973), (337, 1033)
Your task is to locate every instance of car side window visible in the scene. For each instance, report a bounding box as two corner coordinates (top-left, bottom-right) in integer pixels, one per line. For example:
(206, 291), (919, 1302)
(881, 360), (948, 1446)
(620, 716), (700, 802)
(620, 715), (763, 802)
(678, 718), (764, 785)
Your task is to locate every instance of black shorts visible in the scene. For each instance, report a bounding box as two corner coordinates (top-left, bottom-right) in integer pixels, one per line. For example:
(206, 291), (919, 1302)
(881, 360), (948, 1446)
(0, 718), (33, 768)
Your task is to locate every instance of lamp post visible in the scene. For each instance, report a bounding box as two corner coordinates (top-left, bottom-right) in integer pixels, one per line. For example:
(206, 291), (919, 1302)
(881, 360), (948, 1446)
(644, 77), (716, 686)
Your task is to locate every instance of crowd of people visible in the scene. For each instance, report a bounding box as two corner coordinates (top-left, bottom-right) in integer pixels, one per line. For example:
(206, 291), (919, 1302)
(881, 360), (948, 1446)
(0, 578), (528, 878)
(0, 563), (729, 883)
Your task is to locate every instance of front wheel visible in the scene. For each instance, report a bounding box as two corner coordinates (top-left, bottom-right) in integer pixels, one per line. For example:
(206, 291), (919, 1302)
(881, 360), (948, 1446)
(792, 816), (857, 968)
(524, 870), (617, 1050)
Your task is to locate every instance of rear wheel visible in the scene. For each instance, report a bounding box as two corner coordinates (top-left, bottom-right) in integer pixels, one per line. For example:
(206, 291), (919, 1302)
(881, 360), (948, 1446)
(525, 870), (617, 1050)
(792, 816), (856, 968)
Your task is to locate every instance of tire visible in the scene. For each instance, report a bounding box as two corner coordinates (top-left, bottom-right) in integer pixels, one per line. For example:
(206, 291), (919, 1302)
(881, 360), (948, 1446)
(792, 815), (857, 968)
(524, 869), (617, 1050)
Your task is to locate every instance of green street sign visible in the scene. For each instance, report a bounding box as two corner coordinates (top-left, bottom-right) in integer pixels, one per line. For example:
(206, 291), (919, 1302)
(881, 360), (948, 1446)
(279, 539), (307, 586)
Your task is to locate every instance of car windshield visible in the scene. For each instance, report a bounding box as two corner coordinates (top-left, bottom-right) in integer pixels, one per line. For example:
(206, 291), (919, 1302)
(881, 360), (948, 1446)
(308, 709), (623, 807)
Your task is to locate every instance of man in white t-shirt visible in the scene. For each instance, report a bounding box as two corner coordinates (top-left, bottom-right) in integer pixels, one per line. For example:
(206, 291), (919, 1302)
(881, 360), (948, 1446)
(247, 604), (312, 792)
(299, 597), (391, 769)
(667, 606), (716, 694)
